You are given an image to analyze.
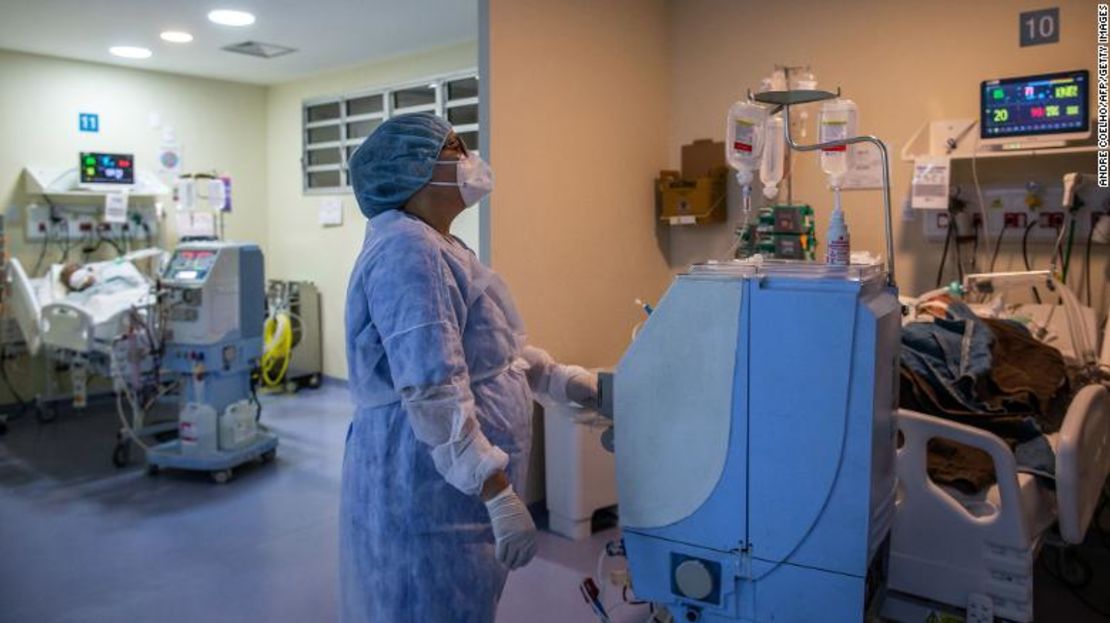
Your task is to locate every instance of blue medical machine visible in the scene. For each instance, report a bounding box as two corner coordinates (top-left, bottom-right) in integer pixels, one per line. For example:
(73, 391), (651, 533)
(145, 242), (278, 483)
(605, 87), (900, 621)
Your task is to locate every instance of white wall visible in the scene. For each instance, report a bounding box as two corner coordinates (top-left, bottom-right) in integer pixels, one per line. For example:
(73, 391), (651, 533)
(0, 48), (270, 403)
(0, 42), (480, 397)
(0, 48), (270, 269)
(264, 42), (478, 379)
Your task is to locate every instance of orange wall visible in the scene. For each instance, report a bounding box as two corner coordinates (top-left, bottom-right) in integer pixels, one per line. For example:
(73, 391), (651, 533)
(667, 0), (1101, 305)
(485, 0), (673, 368)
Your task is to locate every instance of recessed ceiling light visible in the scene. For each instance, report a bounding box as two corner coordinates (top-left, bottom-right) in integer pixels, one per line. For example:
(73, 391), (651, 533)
(109, 46), (152, 59)
(208, 9), (256, 27)
(160, 31), (194, 43)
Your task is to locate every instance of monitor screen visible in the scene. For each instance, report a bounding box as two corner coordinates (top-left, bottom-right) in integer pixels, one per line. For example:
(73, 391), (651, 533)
(79, 152), (135, 184)
(980, 70), (1089, 140)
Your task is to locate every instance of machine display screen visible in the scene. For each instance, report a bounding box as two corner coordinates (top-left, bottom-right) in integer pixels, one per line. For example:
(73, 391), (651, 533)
(79, 152), (135, 184)
(166, 249), (217, 281)
(980, 70), (1088, 139)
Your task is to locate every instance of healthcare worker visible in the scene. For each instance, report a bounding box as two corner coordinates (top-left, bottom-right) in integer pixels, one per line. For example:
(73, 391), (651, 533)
(340, 112), (598, 622)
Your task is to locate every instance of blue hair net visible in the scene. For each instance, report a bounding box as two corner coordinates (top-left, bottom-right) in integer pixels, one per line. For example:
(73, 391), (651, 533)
(349, 112), (453, 219)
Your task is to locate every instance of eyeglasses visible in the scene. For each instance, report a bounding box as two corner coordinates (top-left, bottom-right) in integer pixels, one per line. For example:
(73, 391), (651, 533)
(443, 134), (469, 157)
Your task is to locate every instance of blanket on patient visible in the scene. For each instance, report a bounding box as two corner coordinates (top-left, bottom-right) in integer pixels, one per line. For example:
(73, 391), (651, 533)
(900, 301), (1071, 493)
(63, 260), (147, 304)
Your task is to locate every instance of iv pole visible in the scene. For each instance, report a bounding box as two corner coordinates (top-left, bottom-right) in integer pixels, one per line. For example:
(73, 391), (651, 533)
(751, 88), (897, 289)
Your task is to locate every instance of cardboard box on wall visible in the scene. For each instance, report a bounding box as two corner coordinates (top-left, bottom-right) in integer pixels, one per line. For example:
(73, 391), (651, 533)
(657, 139), (728, 225)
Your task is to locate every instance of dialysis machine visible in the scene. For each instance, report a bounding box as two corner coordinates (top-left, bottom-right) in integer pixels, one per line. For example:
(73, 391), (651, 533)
(145, 241), (278, 483)
(605, 86), (901, 621)
(612, 261), (899, 622)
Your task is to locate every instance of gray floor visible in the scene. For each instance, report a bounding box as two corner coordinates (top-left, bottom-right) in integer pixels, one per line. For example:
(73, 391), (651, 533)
(0, 383), (1107, 622)
(0, 383), (645, 623)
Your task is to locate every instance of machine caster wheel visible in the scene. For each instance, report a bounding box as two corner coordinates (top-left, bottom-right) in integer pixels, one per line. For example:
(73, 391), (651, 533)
(285, 380), (299, 394)
(307, 374), (321, 389)
(112, 441), (132, 468)
(1058, 549), (1093, 588)
(210, 470), (232, 484)
(145, 464), (160, 477)
(260, 449), (277, 463)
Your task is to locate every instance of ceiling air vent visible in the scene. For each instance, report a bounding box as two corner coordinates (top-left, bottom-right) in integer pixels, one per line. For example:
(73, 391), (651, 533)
(222, 41), (297, 59)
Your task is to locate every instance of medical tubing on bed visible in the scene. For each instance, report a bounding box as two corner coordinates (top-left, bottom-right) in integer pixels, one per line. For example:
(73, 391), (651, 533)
(1057, 281), (1097, 368)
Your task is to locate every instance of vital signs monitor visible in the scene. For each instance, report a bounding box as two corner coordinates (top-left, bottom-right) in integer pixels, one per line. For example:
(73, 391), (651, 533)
(980, 69), (1090, 149)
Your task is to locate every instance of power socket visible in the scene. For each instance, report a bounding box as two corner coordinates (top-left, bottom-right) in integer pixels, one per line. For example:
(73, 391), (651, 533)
(1038, 212), (1065, 228)
(1003, 212), (1027, 228)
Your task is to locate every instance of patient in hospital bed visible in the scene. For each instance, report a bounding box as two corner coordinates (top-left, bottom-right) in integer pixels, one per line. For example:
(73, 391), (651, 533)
(900, 296), (1078, 493)
(56, 260), (148, 304)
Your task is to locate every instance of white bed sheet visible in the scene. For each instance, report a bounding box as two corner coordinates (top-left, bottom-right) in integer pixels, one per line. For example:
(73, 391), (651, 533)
(9, 257), (155, 354)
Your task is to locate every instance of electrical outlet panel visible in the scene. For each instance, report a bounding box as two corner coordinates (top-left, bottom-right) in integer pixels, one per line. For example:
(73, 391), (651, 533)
(24, 203), (158, 242)
(923, 182), (1110, 243)
(1003, 212), (1027, 228)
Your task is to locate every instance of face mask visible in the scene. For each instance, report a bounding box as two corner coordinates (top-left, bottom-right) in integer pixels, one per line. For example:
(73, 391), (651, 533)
(430, 153), (494, 206)
(67, 267), (95, 291)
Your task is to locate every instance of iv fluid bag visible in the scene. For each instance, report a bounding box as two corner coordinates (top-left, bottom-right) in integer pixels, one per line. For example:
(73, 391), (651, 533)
(726, 101), (768, 186)
(819, 98), (858, 186)
(761, 115), (785, 200)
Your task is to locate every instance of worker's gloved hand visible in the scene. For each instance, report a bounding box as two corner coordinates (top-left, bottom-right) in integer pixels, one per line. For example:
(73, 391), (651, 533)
(565, 370), (599, 409)
(520, 346), (555, 391)
(520, 345), (598, 409)
(484, 485), (537, 569)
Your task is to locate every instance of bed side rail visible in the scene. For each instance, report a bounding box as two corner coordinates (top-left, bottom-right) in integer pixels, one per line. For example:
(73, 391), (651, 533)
(895, 408), (1028, 544)
(40, 302), (95, 353)
(6, 258), (43, 356)
(1056, 384), (1110, 543)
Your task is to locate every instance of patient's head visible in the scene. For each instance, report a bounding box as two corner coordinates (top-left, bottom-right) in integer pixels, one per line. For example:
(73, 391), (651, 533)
(60, 263), (96, 292)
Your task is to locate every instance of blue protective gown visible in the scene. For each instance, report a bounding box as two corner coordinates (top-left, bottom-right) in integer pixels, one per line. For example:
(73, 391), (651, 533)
(340, 210), (533, 622)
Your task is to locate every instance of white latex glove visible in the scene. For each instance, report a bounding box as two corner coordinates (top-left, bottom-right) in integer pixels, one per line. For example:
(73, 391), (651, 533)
(484, 485), (537, 569)
(565, 370), (599, 409)
(521, 345), (598, 408)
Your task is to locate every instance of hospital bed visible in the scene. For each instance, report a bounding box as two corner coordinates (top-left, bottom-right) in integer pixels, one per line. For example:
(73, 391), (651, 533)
(6, 251), (174, 464)
(8, 251), (161, 358)
(884, 273), (1110, 622)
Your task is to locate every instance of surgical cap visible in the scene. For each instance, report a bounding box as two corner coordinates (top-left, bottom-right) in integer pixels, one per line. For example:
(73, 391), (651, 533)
(349, 112), (454, 219)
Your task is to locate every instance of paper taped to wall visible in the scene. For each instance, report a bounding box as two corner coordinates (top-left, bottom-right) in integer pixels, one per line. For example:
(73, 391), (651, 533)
(104, 192), (128, 224)
(911, 156), (950, 209)
(319, 197), (343, 226)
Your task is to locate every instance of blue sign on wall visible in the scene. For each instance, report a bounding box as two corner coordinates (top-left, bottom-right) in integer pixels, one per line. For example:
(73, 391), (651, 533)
(78, 112), (99, 133)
